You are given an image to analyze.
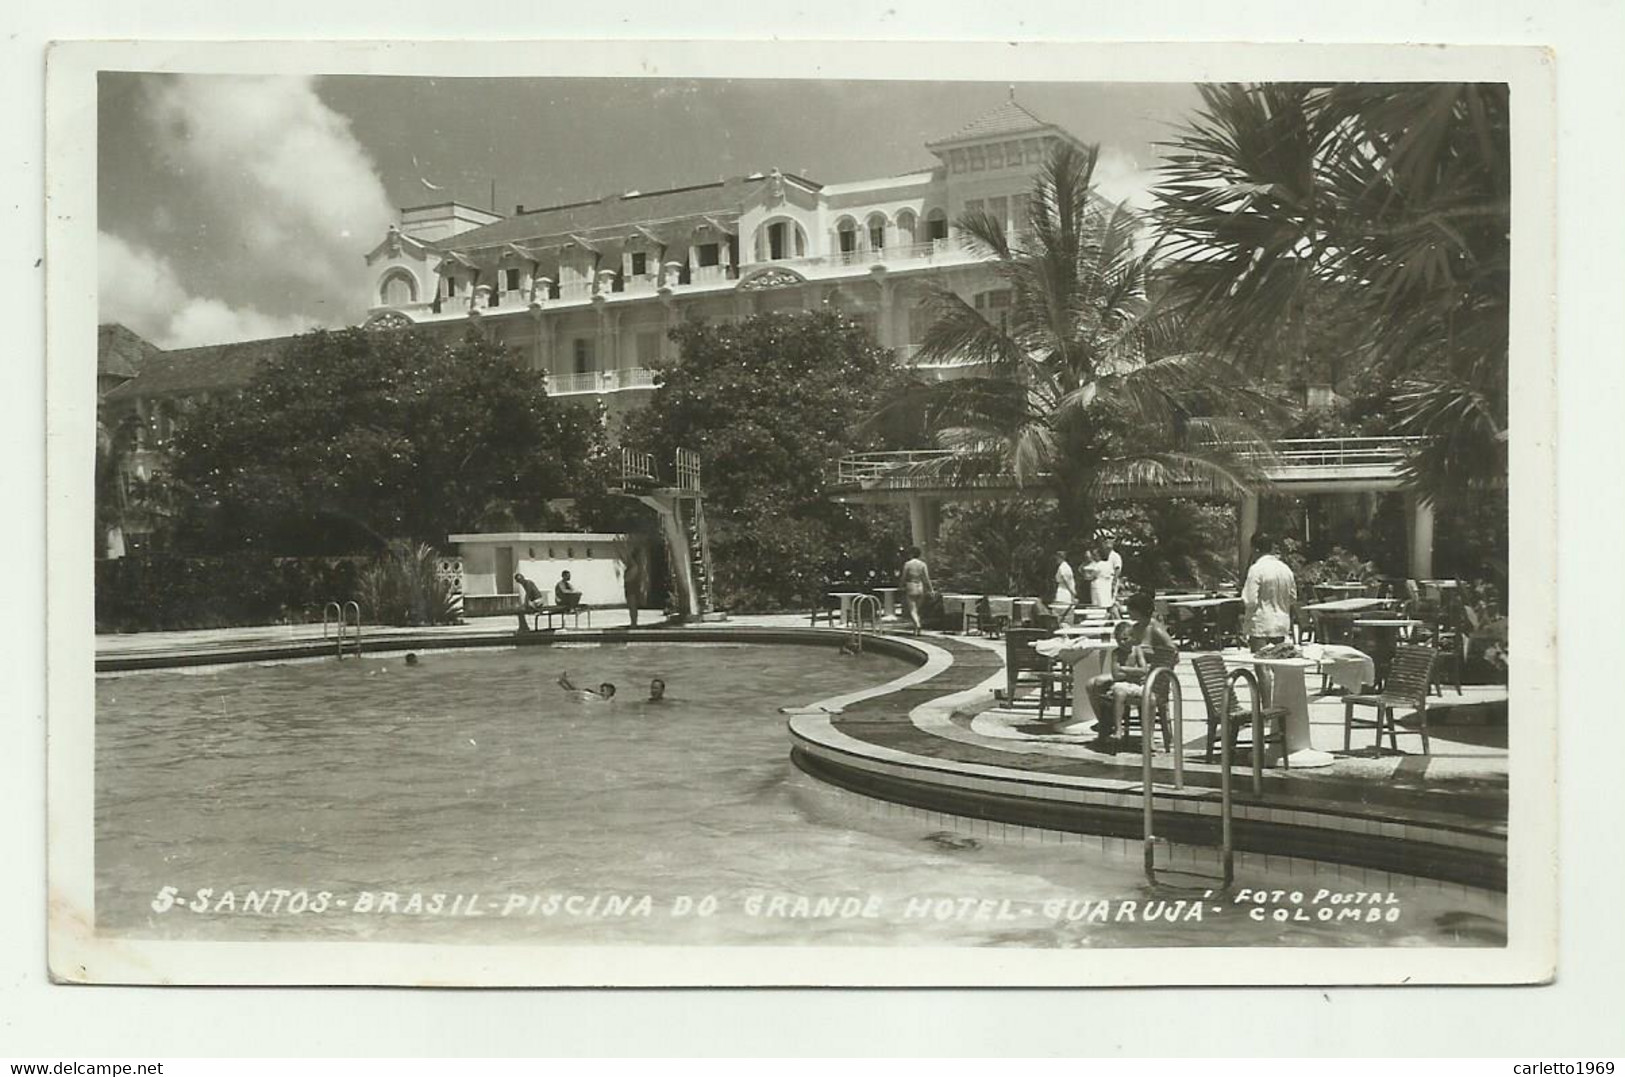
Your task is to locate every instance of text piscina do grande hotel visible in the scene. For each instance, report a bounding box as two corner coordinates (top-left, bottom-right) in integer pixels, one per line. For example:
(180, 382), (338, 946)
(149, 886), (1410, 923)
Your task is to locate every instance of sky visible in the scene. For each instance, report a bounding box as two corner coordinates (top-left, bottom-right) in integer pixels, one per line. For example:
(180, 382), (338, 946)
(97, 74), (1204, 349)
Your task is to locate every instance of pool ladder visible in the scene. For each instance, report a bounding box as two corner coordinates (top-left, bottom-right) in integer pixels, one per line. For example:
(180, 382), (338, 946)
(1137, 666), (1270, 891)
(847, 594), (880, 653)
(322, 601), (362, 659)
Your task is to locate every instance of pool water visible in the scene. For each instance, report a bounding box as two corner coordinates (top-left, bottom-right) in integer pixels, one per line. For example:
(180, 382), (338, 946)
(95, 643), (1505, 948)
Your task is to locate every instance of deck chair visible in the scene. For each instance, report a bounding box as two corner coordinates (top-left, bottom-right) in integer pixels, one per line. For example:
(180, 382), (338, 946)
(1343, 644), (1437, 755)
(1192, 654), (1289, 767)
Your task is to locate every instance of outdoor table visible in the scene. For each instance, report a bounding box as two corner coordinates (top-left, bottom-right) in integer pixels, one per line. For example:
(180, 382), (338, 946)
(939, 593), (981, 634)
(1301, 597), (1395, 614)
(1057, 623), (1116, 639)
(826, 591), (868, 627)
(1220, 649), (1337, 768)
(1035, 636), (1118, 735)
(1169, 596), (1242, 650)
(1353, 618), (1423, 686)
(873, 586), (900, 621)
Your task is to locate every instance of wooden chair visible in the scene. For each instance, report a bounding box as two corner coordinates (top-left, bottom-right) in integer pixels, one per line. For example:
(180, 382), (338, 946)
(1192, 654), (1289, 767)
(1004, 629), (1053, 708)
(973, 595), (1006, 638)
(1342, 644), (1437, 755)
(809, 593), (842, 627)
(1119, 645), (1180, 751)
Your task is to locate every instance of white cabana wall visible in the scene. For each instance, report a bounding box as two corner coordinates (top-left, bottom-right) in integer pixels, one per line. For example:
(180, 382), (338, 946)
(448, 532), (629, 604)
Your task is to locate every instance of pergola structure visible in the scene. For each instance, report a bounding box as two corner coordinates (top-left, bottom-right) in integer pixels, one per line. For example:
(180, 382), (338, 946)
(826, 436), (1443, 578)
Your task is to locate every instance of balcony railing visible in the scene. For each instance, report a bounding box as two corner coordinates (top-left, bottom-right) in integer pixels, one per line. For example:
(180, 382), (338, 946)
(547, 367), (661, 396)
(833, 437), (1428, 490)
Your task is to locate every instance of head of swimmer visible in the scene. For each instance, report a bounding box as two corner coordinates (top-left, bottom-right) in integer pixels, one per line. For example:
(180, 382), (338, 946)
(599, 682), (617, 699)
(649, 678), (666, 701)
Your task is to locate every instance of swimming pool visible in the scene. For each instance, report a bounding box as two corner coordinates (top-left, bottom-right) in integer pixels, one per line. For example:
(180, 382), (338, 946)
(95, 642), (1505, 948)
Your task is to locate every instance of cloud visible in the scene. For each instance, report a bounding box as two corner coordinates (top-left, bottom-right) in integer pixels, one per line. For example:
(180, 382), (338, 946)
(99, 231), (310, 349)
(100, 75), (394, 345)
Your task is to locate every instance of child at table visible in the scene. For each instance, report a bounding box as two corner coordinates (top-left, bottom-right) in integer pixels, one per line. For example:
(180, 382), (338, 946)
(1086, 620), (1135, 732)
(1099, 593), (1180, 737)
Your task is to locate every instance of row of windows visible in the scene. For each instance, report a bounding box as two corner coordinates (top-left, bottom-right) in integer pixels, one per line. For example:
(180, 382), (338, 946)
(946, 138), (1049, 175)
(436, 242), (729, 302)
(569, 331), (667, 373)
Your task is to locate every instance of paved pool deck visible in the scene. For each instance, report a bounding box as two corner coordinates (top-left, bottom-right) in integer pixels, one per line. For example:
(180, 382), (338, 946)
(96, 614), (1508, 888)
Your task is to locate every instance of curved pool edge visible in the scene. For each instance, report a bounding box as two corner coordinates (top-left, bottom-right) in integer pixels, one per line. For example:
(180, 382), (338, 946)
(787, 708), (1507, 893)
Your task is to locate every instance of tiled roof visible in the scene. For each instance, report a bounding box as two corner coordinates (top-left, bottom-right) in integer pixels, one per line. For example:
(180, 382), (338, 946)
(439, 173), (817, 252)
(97, 323), (161, 380)
(927, 99), (1056, 147)
(101, 334), (299, 402)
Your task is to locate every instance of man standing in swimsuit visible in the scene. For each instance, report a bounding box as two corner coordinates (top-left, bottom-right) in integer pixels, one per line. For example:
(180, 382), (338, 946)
(899, 546), (933, 637)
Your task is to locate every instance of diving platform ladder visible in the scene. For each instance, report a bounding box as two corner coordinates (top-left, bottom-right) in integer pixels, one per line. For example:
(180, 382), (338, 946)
(1136, 666), (1267, 892)
(616, 447), (721, 622)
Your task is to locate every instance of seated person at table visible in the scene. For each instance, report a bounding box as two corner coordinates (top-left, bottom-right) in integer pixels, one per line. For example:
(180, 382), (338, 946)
(1085, 620), (1135, 729)
(1097, 592), (1179, 737)
(515, 572), (549, 630)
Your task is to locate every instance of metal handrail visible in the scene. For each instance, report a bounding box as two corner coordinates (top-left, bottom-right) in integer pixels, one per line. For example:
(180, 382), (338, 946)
(334, 600), (362, 659)
(848, 594), (881, 652)
(1141, 665), (1237, 890)
(321, 601), (342, 640)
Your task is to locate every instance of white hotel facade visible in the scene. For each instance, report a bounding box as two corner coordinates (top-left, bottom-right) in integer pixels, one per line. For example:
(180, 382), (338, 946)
(359, 99), (1086, 416)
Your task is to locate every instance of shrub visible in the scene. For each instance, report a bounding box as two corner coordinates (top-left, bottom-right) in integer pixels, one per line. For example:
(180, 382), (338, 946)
(355, 541), (461, 626)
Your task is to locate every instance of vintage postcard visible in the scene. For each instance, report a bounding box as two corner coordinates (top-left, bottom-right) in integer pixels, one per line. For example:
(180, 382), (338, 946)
(47, 39), (1556, 986)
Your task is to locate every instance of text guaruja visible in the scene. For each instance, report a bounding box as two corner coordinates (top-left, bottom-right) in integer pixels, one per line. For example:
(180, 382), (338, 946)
(148, 886), (1409, 923)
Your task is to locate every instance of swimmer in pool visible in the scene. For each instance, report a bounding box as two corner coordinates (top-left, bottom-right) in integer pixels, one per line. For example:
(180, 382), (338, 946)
(404, 653), (419, 667)
(648, 678), (667, 702)
(558, 671), (616, 701)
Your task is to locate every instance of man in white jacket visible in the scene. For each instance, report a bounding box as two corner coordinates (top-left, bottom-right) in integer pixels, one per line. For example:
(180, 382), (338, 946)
(1241, 532), (1297, 652)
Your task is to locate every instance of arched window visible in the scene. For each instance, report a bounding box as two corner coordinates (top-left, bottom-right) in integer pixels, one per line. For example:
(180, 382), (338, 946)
(925, 208), (949, 243)
(755, 217), (808, 262)
(834, 216), (859, 255)
(866, 213), (887, 251)
(379, 269), (417, 306)
(896, 209), (918, 248)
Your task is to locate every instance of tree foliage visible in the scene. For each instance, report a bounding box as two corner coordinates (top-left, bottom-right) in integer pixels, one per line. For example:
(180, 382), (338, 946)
(877, 142), (1279, 543)
(169, 328), (609, 554)
(621, 311), (909, 611)
(1155, 83), (1510, 501)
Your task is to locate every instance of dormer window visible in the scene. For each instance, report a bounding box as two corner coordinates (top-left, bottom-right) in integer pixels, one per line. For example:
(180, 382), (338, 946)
(695, 243), (720, 267)
(631, 251), (648, 276)
(504, 268), (521, 291)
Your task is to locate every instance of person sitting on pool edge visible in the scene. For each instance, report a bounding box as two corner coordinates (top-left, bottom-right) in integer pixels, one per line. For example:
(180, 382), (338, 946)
(1099, 591), (1179, 738)
(515, 572), (548, 631)
(554, 570), (581, 603)
(557, 671), (616, 702)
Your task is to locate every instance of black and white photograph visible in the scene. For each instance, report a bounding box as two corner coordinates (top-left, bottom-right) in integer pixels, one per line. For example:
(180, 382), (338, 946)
(45, 39), (1557, 988)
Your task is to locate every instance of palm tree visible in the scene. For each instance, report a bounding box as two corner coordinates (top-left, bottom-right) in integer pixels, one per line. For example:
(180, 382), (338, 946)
(878, 142), (1278, 544)
(1155, 83), (1510, 503)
